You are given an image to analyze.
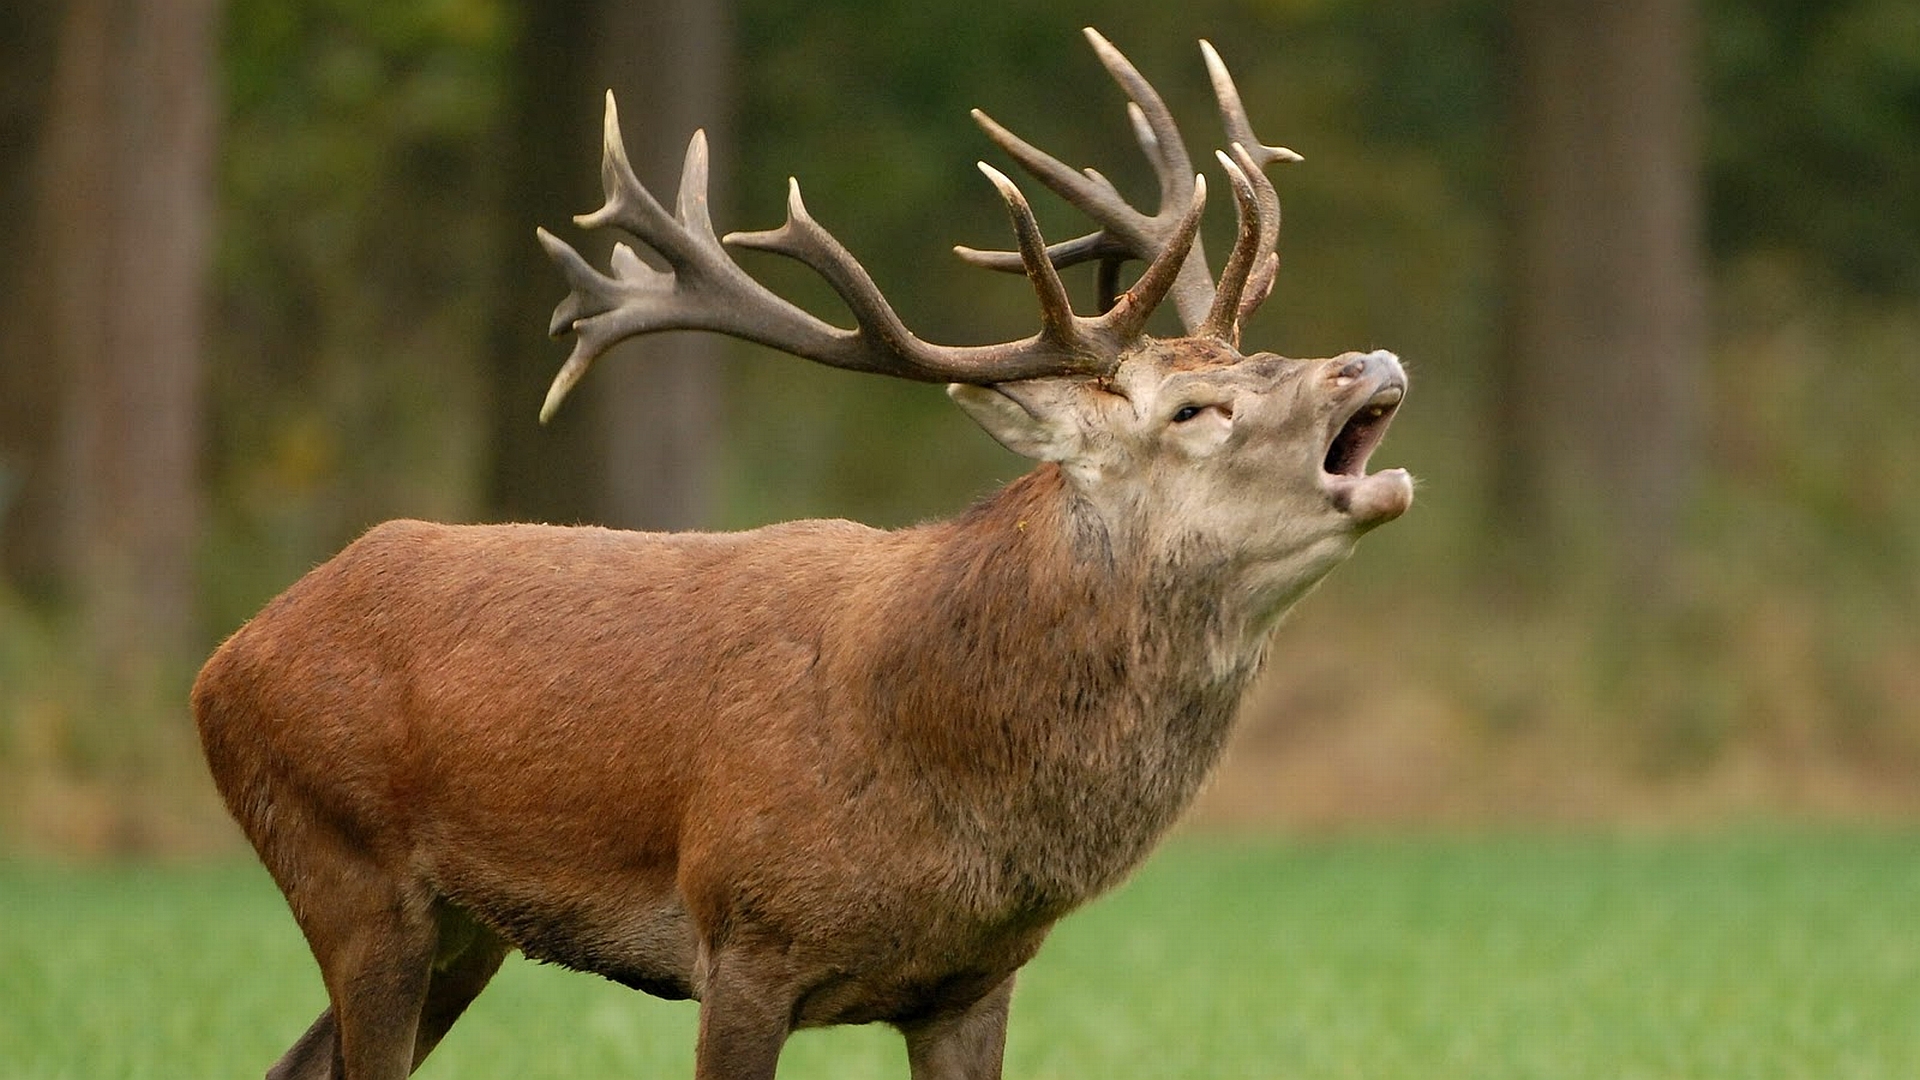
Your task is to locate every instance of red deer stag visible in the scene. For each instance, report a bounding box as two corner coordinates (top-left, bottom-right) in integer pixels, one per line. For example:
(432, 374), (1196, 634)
(194, 28), (1411, 1080)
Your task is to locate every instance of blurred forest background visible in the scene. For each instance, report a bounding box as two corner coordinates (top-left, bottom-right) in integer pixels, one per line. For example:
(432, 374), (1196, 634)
(0, 0), (1914, 855)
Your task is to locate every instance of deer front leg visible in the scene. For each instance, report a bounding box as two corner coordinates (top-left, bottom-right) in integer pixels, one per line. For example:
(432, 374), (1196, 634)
(692, 948), (797, 1080)
(901, 976), (1014, 1080)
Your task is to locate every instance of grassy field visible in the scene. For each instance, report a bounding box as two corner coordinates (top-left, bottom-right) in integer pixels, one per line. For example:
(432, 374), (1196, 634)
(4, 829), (1917, 1079)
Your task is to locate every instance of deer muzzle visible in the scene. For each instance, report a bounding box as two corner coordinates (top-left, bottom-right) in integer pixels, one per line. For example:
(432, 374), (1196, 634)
(1320, 351), (1412, 526)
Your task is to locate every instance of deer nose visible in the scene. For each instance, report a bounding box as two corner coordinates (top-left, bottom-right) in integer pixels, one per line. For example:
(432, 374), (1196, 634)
(1330, 350), (1402, 384)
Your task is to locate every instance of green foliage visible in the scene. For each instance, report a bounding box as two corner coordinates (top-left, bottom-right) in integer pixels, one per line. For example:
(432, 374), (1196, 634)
(210, 0), (512, 627)
(1708, 0), (1920, 293)
(0, 591), (221, 855)
(5, 833), (1919, 1077)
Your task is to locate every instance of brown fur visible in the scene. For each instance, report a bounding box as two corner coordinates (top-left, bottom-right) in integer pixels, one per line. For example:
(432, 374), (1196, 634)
(195, 340), (1411, 1079)
(198, 466), (1242, 1070)
(198, 27), (1417, 1074)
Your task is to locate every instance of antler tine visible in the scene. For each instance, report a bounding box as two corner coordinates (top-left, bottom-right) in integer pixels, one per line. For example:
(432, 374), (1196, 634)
(959, 160), (1206, 358)
(958, 31), (1303, 341)
(1084, 29), (1195, 208)
(1198, 147), (1263, 345)
(725, 169), (1128, 377)
(953, 110), (1142, 272)
(539, 92), (1161, 420)
(958, 29), (1218, 331)
(575, 93), (674, 255)
(1104, 177), (1208, 344)
(1198, 40), (1302, 172)
(724, 179), (925, 363)
(535, 230), (641, 422)
(1200, 39), (1296, 326)
(973, 164), (1080, 343)
(538, 97), (849, 422)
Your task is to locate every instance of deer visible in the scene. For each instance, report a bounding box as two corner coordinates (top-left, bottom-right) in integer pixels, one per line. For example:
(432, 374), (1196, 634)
(192, 28), (1411, 1080)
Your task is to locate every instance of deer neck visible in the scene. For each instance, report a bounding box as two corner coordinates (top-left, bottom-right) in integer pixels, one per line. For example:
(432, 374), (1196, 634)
(863, 465), (1274, 911)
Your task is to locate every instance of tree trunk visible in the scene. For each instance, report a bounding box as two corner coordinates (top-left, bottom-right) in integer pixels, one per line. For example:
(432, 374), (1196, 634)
(488, 0), (733, 531)
(0, 2), (70, 593)
(591, 0), (732, 532)
(1494, 0), (1706, 594)
(487, 0), (603, 528)
(41, 0), (218, 682)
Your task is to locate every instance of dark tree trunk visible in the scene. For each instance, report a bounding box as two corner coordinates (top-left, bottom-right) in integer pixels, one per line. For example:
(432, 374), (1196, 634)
(487, 0), (603, 528)
(487, 0), (733, 531)
(1494, 0), (1706, 593)
(0, 2), (70, 594)
(38, 0), (218, 681)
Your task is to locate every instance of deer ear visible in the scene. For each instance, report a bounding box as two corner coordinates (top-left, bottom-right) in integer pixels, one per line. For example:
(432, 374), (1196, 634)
(947, 383), (1081, 462)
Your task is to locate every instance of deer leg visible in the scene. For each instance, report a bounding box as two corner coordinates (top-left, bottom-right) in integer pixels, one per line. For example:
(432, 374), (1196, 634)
(409, 915), (511, 1070)
(691, 948), (797, 1080)
(263, 1008), (338, 1080)
(271, 836), (436, 1080)
(900, 976), (1015, 1080)
(263, 904), (497, 1080)
(322, 897), (435, 1079)
(266, 905), (505, 1079)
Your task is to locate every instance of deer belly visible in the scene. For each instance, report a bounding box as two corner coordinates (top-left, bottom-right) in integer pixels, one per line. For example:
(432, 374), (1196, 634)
(442, 868), (700, 1001)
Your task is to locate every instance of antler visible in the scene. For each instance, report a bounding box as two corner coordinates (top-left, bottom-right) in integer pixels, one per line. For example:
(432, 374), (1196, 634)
(537, 93), (1204, 422)
(956, 29), (1299, 345)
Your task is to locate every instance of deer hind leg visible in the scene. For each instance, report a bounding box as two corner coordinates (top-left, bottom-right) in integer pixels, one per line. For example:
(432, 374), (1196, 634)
(409, 910), (511, 1069)
(267, 833), (438, 1080)
(263, 1008), (338, 1080)
(263, 906), (507, 1080)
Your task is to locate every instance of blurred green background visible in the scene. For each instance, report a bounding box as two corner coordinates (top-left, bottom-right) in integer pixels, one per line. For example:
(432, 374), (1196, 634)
(1, 0), (1916, 855)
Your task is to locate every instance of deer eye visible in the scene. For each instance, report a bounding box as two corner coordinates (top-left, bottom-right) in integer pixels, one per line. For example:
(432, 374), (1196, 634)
(1170, 403), (1231, 424)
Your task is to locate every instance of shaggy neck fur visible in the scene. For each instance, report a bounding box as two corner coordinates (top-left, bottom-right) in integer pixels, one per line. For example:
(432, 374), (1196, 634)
(865, 465), (1278, 918)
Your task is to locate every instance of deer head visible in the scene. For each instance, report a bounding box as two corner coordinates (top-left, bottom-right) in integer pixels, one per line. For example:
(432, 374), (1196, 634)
(539, 25), (1411, 609)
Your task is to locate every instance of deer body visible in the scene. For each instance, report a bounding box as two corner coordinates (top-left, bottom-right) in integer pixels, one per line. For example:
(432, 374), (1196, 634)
(196, 30), (1413, 1080)
(198, 456), (1260, 1024)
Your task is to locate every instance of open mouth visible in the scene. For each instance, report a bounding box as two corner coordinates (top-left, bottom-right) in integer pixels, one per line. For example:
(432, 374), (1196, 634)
(1319, 379), (1412, 526)
(1322, 383), (1404, 477)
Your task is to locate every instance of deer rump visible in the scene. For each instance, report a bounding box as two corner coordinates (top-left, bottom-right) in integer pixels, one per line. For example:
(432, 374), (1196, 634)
(195, 469), (1243, 1032)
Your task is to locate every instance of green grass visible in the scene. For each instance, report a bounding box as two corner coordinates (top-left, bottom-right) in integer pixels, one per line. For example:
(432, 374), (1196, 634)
(4, 830), (1918, 1078)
